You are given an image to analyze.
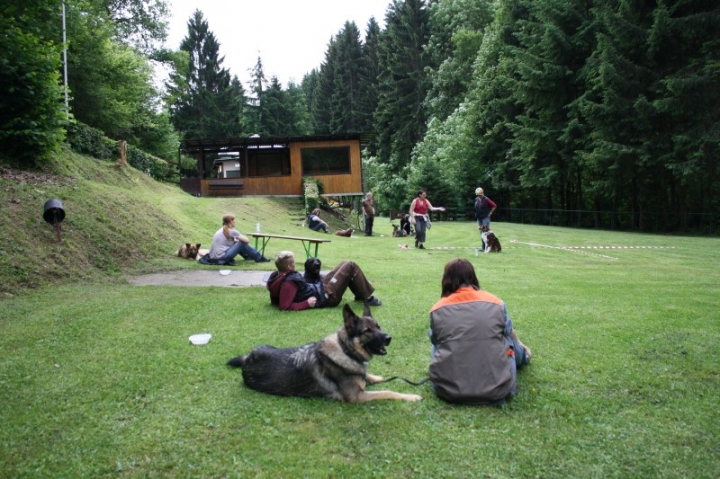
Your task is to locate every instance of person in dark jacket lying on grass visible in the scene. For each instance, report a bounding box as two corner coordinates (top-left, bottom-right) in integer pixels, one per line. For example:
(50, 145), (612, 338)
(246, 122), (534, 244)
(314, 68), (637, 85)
(266, 251), (382, 311)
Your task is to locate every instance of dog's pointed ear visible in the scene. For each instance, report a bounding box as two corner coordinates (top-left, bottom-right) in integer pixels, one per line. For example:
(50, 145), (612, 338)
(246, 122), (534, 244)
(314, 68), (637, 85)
(196, 243), (201, 248)
(342, 304), (360, 332)
(185, 243), (191, 248)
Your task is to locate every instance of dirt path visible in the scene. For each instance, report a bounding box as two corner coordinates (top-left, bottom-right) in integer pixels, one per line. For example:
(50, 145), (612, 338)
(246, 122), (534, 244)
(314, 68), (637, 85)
(126, 270), (269, 288)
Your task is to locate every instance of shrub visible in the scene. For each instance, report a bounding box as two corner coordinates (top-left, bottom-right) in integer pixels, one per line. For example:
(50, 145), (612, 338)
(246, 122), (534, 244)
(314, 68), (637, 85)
(126, 145), (177, 182)
(302, 176), (325, 215)
(0, 24), (67, 165)
(67, 121), (177, 182)
(66, 122), (115, 160)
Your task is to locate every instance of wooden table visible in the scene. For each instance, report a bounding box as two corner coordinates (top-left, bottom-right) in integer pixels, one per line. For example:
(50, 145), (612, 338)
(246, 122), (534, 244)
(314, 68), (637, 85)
(249, 233), (331, 259)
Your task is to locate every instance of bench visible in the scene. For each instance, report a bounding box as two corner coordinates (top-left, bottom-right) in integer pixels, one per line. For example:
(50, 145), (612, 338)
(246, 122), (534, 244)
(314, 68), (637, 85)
(207, 179), (244, 196)
(249, 233), (332, 259)
(389, 209), (407, 220)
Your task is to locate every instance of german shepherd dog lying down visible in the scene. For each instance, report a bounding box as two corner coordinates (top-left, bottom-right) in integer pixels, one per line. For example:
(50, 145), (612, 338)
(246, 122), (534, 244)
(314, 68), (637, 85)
(227, 304), (423, 403)
(480, 225), (502, 253)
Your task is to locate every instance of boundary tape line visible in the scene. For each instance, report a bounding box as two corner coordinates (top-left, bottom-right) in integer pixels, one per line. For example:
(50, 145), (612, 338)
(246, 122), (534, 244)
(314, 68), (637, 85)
(561, 245), (676, 249)
(426, 244), (675, 260)
(510, 240), (617, 259)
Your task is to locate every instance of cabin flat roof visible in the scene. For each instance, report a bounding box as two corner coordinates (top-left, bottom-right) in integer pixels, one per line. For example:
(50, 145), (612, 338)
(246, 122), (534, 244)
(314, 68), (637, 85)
(181, 133), (373, 154)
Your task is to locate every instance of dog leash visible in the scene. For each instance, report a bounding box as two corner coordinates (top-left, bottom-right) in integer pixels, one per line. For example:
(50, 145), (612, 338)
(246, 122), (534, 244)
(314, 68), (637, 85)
(371, 376), (431, 387)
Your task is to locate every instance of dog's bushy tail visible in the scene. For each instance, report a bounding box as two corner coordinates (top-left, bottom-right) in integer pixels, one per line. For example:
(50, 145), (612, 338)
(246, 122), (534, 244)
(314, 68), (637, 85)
(226, 355), (247, 368)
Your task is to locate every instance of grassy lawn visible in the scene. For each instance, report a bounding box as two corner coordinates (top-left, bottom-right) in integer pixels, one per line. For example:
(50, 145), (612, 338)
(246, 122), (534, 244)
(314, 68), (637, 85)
(1, 153), (718, 477)
(2, 210), (719, 477)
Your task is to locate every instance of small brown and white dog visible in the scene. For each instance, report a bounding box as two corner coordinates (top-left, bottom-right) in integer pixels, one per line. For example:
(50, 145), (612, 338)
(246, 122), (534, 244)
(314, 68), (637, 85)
(177, 243), (201, 259)
(480, 225), (502, 253)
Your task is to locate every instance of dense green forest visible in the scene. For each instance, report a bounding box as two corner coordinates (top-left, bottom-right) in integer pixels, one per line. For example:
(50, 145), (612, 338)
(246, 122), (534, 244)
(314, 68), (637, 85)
(2, 0), (718, 232)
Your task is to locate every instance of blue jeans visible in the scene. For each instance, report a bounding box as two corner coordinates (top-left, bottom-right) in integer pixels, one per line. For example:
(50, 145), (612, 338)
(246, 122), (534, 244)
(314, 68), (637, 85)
(414, 215), (427, 243)
(506, 336), (530, 397)
(218, 241), (262, 263)
(310, 223), (328, 233)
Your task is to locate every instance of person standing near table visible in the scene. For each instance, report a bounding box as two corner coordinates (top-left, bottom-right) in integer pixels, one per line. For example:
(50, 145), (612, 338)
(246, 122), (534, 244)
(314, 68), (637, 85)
(474, 187), (497, 250)
(362, 192), (376, 236)
(409, 189), (445, 249)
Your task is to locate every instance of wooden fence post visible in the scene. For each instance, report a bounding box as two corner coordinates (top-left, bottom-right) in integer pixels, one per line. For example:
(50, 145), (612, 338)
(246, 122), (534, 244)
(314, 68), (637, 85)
(118, 140), (127, 165)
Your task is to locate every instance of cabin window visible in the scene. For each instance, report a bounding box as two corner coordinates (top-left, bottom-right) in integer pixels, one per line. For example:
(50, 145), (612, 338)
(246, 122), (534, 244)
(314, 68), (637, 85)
(247, 148), (291, 177)
(301, 147), (351, 175)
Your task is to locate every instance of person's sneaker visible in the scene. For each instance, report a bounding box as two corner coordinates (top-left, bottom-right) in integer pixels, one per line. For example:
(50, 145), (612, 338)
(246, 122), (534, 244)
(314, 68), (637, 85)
(364, 296), (382, 306)
(414, 239), (419, 248)
(256, 257), (271, 263)
(419, 244), (425, 249)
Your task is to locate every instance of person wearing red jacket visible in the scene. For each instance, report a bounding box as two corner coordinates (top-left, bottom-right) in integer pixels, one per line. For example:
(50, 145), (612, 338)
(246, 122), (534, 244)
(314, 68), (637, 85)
(266, 251), (382, 311)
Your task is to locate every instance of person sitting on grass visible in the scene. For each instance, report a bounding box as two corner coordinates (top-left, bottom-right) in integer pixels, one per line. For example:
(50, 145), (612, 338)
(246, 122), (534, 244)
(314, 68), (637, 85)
(308, 208), (330, 233)
(266, 251), (382, 311)
(428, 258), (531, 405)
(201, 214), (271, 265)
(400, 214), (413, 236)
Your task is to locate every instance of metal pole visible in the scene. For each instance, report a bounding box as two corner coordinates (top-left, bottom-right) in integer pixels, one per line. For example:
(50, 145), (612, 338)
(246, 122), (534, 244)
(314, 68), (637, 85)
(62, 1), (69, 119)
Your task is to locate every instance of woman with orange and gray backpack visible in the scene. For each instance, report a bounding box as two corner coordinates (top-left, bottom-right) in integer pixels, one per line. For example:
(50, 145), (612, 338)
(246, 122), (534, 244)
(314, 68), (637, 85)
(429, 258), (531, 405)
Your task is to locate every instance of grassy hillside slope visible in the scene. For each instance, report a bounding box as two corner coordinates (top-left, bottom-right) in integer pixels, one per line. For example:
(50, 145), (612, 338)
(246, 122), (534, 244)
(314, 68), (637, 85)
(0, 149), (347, 295)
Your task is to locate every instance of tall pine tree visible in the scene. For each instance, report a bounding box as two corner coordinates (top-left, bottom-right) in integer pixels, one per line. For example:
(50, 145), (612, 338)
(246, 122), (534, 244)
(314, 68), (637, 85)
(329, 21), (364, 133)
(374, 0), (432, 171)
(310, 37), (337, 134)
(358, 17), (383, 137)
(508, 0), (594, 210)
(166, 10), (244, 140)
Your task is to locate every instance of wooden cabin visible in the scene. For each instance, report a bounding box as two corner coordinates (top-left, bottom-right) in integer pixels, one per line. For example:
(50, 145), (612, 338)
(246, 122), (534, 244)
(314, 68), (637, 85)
(179, 134), (370, 197)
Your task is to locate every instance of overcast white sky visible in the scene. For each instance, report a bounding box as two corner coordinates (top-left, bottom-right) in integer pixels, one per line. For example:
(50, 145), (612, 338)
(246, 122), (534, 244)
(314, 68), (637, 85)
(164, 0), (390, 88)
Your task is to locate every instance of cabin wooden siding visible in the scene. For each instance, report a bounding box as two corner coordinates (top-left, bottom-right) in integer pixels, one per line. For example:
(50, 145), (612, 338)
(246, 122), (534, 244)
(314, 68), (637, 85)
(291, 140), (363, 195)
(198, 139), (363, 197)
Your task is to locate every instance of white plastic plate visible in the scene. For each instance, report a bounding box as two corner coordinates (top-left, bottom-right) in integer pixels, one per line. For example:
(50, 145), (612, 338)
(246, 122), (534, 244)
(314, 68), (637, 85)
(189, 333), (212, 345)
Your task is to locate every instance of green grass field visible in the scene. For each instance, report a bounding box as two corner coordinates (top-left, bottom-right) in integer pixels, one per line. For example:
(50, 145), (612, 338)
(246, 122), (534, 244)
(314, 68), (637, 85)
(1, 153), (719, 477)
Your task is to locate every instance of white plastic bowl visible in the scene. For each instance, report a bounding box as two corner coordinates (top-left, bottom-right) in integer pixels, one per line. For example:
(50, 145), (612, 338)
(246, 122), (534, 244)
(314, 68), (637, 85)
(219, 269), (231, 276)
(189, 333), (212, 345)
